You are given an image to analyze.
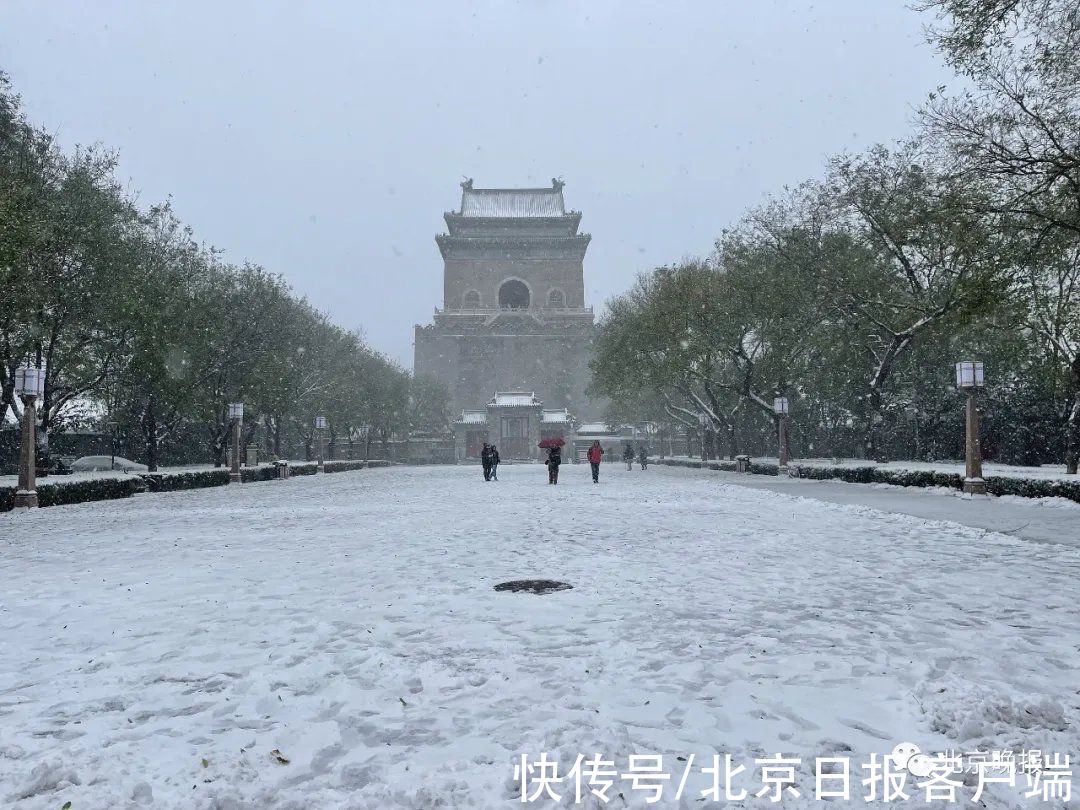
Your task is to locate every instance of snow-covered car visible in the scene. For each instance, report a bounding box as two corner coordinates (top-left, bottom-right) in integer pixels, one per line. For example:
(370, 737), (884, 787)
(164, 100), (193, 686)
(70, 455), (149, 473)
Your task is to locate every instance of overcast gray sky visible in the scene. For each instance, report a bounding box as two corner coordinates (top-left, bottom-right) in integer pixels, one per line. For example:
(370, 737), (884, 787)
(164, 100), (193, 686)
(1, 1), (954, 365)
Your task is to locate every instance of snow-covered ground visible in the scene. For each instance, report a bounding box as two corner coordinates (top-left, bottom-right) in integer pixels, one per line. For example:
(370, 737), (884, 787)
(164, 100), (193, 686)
(1, 464), (1077, 808)
(702, 468), (1079, 548)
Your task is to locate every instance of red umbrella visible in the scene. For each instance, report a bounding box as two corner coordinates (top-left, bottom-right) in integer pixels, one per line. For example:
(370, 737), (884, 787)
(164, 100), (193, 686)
(537, 437), (565, 449)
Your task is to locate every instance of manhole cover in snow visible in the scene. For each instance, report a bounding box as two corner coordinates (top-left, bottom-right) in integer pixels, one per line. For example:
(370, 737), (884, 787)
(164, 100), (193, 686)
(493, 580), (572, 595)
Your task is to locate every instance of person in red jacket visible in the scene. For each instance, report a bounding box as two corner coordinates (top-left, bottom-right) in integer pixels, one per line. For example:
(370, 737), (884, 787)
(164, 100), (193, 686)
(587, 440), (604, 483)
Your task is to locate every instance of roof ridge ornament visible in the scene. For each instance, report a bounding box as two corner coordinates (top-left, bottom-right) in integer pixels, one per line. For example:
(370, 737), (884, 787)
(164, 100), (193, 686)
(551, 177), (564, 191)
(461, 177), (474, 190)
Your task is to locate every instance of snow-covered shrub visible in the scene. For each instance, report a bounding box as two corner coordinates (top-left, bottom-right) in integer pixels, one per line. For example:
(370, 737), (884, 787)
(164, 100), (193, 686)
(149, 469), (230, 491)
(653, 457), (1080, 503)
(0, 476), (147, 512)
(240, 465), (280, 483)
(323, 460), (367, 474)
(985, 475), (1080, 502)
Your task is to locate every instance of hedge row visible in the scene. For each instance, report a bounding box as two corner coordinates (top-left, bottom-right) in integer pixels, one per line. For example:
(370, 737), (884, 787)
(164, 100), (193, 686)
(0, 459), (393, 513)
(0, 475), (147, 512)
(792, 463), (1080, 501)
(323, 460), (365, 474)
(653, 457), (1080, 503)
(149, 469), (230, 491)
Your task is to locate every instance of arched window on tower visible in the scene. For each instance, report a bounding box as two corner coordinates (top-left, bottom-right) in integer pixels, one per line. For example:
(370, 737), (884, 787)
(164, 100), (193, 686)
(547, 288), (566, 308)
(462, 289), (481, 309)
(498, 279), (530, 309)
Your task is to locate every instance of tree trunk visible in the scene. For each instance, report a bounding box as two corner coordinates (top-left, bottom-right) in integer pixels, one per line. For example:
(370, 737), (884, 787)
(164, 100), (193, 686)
(263, 415), (275, 459)
(1064, 356), (1080, 474)
(145, 396), (159, 472)
(863, 389), (883, 462)
(1066, 395), (1079, 475)
(0, 371), (14, 427)
(212, 425), (226, 467)
(727, 422), (737, 460)
(36, 423), (50, 477)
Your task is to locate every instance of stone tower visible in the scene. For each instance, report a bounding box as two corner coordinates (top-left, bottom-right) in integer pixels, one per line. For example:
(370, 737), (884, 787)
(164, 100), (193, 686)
(414, 178), (599, 420)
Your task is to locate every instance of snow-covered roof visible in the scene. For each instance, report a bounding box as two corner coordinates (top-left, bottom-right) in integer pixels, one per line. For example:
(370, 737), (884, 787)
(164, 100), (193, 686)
(490, 391), (539, 408)
(541, 409), (572, 424)
(576, 422), (618, 435)
(459, 181), (566, 218)
(457, 410), (487, 425)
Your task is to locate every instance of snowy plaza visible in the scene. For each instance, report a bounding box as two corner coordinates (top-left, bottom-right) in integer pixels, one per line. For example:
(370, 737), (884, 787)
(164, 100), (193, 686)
(2, 464), (1078, 808)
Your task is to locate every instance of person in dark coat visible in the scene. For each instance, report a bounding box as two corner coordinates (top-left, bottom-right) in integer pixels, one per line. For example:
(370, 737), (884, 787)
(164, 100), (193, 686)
(587, 440), (604, 483)
(638, 444), (648, 470)
(480, 443), (493, 481)
(490, 445), (500, 480)
(623, 442), (635, 470)
(546, 445), (562, 484)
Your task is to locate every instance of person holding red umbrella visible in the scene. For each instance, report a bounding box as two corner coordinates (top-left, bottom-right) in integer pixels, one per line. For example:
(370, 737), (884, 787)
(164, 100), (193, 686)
(538, 436), (564, 484)
(545, 443), (562, 484)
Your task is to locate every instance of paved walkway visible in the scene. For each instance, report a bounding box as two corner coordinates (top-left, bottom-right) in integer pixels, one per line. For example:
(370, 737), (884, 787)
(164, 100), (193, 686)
(698, 467), (1079, 547)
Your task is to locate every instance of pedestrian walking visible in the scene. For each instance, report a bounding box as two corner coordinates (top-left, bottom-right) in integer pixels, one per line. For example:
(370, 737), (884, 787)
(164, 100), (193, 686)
(587, 439), (604, 483)
(546, 445), (562, 484)
(490, 445), (500, 480)
(638, 444), (648, 470)
(623, 442), (634, 471)
(480, 443), (493, 481)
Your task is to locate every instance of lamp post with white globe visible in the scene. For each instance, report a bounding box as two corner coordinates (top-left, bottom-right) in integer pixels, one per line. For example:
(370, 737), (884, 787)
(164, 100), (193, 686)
(955, 361), (986, 495)
(13, 366), (45, 509)
(315, 416), (327, 471)
(774, 396), (790, 473)
(228, 402), (244, 483)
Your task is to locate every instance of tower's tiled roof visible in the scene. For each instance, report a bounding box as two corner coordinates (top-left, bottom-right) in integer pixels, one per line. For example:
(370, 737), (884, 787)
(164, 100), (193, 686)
(458, 180), (567, 218)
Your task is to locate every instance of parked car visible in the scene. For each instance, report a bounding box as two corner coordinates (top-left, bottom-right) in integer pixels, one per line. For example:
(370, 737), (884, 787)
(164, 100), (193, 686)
(49, 456), (75, 475)
(70, 455), (149, 473)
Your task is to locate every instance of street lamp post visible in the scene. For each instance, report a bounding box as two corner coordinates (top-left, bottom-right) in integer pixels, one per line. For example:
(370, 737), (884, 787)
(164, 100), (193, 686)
(315, 416), (327, 471)
(955, 361), (986, 495)
(774, 396), (790, 473)
(228, 402), (244, 483)
(14, 366), (45, 509)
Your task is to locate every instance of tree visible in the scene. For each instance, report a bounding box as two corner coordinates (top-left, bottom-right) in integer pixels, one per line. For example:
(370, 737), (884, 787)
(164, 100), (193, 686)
(407, 374), (451, 436)
(819, 144), (1004, 458)
(918, 0), (1080, 470)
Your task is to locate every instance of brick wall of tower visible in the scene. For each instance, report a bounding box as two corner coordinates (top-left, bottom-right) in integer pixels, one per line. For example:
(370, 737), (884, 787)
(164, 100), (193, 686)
(414, 323), (601, 421)
(443, 258), (585, 309)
